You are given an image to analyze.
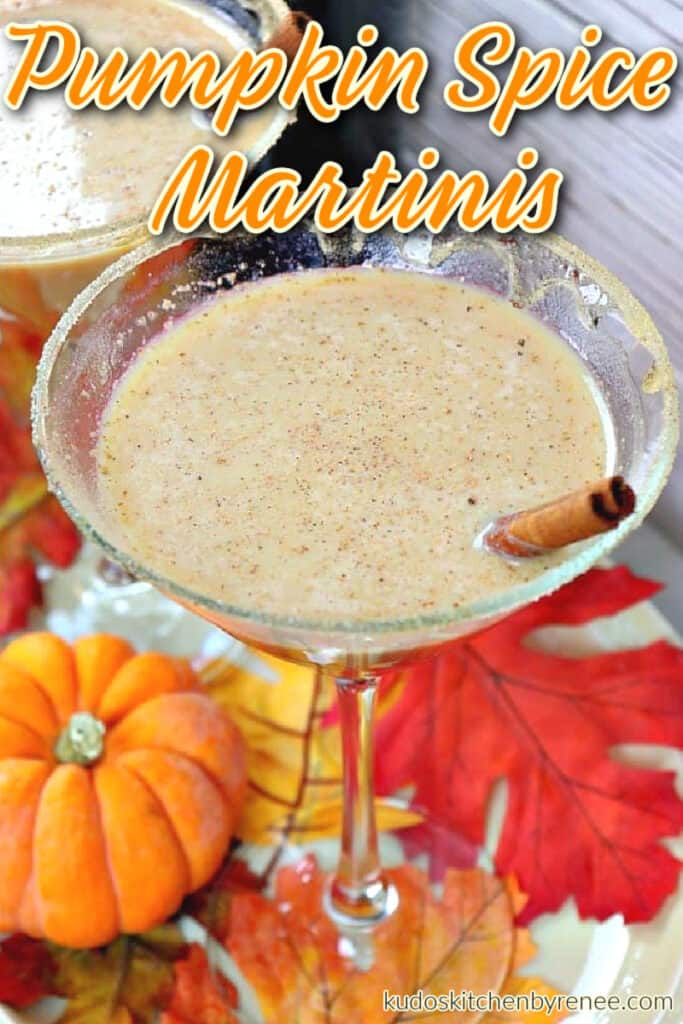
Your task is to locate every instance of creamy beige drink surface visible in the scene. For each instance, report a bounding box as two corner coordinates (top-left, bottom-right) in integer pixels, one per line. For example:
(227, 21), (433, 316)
(97, 269), (610, 622)
(0, 0), (277, 239)
(0, 0), (283, 315)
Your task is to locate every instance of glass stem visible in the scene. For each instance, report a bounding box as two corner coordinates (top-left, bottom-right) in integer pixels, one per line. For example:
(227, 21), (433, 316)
(327, 673), (396, 930)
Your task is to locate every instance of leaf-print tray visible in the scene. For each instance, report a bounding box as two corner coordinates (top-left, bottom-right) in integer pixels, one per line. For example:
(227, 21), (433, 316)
(3, 544), (682, 1024)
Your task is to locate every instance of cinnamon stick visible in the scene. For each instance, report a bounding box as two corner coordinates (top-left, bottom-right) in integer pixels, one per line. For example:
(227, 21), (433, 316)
(482, 476), (636, 559)
(262, 10), (310, 62)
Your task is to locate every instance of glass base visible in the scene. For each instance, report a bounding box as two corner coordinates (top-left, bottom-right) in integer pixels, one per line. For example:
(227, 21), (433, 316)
(189, 814), (522, 1022)
(324, 878), (400, 970)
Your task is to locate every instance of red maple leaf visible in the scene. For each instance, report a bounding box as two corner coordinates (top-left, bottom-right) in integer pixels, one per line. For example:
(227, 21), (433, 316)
(0, 557), (43, 635)
(0, 317), (81, 634)
(373, 567), (683, 924)
(0, 934), (55, 1008)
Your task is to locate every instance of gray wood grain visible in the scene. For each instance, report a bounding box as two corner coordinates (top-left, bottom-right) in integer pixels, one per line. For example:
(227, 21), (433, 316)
(334, 0), (683, 541)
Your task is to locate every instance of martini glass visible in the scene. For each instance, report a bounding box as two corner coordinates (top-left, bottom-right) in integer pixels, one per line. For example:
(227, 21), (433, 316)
(0, 0), (294, 331)
(32, 226), (678, 977)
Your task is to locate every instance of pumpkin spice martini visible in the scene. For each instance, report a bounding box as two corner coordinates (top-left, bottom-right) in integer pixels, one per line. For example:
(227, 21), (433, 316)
(33, 228), (678, 971)
(0, 0), (293, 329)
(95, 266), (611, 623)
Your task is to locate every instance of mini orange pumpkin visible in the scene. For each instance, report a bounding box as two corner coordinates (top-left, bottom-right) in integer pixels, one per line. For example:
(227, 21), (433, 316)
(0, 632), (246, 948)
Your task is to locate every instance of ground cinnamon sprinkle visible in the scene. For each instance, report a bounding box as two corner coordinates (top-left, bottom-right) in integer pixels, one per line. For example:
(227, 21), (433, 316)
(97, 267), (609, 621)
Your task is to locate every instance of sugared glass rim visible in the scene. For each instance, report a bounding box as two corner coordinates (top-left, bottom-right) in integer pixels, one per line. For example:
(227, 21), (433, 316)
(0, 0), (294, 267)
(32, 229), (680, 637)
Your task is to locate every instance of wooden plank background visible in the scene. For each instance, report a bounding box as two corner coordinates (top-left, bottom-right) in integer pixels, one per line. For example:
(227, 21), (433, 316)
(330, 0), (683, 543)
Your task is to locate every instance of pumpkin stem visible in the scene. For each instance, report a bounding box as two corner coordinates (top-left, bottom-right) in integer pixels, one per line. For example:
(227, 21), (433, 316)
(54, 712), (106, 766)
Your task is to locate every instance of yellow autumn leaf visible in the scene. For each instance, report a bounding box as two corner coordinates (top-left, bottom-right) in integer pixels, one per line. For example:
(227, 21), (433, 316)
(0, 472), (47, 532)
(51, 927), (183, 1024)
(201, 652), (422, 844)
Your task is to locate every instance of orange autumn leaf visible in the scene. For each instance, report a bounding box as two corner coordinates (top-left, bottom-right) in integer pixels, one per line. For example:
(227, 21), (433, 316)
(186, 858), (265, 946)
(202, 653), (421, 845)
(0, 273), (58, 338)
(221, 855), (567, 1024)
(486, 976), (570, 1024)
(0, 319), (43, 424)
(160, 944), (239, 1024)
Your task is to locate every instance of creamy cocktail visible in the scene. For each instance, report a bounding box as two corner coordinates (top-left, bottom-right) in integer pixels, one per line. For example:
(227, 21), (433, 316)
(0, 0), (289, 322)
(96, 267), (610, 622)
(34, 227), (677, 971)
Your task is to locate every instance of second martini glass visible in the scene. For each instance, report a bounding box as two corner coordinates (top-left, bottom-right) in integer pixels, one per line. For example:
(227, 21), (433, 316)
(0, 0), (294, 331)
(32, 226), (678, 972)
